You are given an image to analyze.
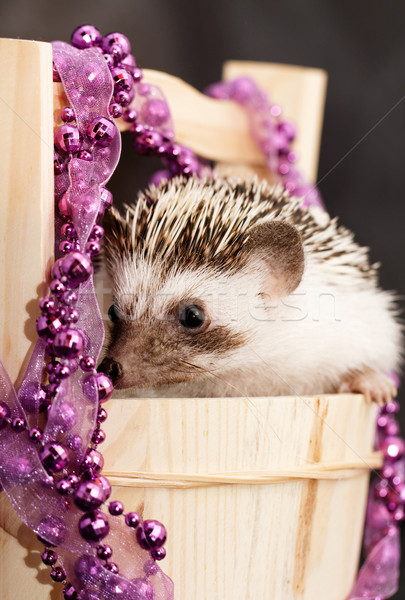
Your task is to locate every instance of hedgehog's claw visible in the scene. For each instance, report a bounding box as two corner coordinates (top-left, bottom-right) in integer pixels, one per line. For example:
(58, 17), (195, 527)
(338, 370), (397, 406)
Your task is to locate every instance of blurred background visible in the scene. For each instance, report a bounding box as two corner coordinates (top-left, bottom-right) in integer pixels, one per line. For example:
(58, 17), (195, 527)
(1, 0), (404, 596)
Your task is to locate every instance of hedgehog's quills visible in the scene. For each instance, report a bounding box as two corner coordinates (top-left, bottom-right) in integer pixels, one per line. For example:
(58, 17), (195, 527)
(98, 175), (402, 401)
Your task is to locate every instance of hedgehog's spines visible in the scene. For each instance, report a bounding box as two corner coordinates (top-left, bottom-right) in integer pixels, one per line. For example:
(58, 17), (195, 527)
(103, 175), (377, 284)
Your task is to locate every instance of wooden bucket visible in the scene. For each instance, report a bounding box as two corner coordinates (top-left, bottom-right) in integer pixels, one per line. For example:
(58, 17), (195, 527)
(0, 393), (378, 599)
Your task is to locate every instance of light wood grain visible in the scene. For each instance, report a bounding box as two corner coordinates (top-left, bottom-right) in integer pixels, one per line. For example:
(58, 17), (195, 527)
(54, 62), (327, 182)
(101, 394), (376, 600)
(0, 38), (54, 386)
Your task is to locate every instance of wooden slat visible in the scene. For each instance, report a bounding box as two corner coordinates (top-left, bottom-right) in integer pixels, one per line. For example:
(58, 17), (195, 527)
(54, 62), (327, 181)
(0, 38), (54, 385)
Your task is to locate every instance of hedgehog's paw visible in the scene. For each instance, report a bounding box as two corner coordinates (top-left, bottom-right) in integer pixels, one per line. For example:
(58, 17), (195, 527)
(338, 369), (397, 406)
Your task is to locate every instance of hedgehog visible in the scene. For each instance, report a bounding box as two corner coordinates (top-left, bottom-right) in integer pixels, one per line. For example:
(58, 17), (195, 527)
(98, 175), (401, 401)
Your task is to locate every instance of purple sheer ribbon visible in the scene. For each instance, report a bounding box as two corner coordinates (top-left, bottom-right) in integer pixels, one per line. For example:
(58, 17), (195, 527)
(0, 41), (173, 599)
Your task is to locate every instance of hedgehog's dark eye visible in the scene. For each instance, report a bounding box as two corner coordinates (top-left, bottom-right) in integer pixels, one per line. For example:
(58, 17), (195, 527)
(179, 305), (205, 329)
(108, 304), (119, 323)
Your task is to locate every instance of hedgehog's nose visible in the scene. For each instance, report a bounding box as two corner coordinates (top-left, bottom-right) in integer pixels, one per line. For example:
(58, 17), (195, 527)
(97, 357), (123, 385)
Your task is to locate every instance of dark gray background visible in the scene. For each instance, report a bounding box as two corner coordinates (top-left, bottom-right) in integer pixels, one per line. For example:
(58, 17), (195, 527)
(1, 0), (404, 596)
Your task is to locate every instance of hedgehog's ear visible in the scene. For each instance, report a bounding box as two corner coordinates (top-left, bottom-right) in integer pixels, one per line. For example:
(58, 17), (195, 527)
(246, 221), (304, 297)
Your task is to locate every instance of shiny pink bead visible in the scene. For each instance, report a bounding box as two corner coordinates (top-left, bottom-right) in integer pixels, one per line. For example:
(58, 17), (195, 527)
(50, 279), (66, 296)
(120, 53), (136, 69)
(29, 427), (43, 443)
(55, 125), (82, 154)
(11, 417), (26, 432)
(108, 501), (124, 516)
(79, 510), (109, 541)
(109, 103), (123, 118)
(85, 240), (101, 256)
(380, 436), (405, 461)
(53, 329), (85, 359)
(63, 583), (77, 599)
(78, 150), (93, 161)
(151, 547), (166, 561)
(41, 549), (58, 565)
(80, 356), (96, 371)
(87, 449), (104, 473)
(93, 475), (111, 499)
(111, 67), (132, 92)
(97, 544), (112, 560)
(98, 407), (108, 423)
(56, 478), (73, 495)
(125, 512), (140, 528)
(36, 314), (64, 339)
(143, 559), (159, 576)
(92, 429), (106, 445)
(61, 107), (75, 123)
(123, 108), (138, 123)
(115, 90), (131, 106)
(74, 481), (106, 511)
(140, 98), (170, 127)
(50, 567), (66, 583)
(39, 296), (55, 313)
(87, 117), (116, 147)
(40, 442), (69, 473)
(83, 373), (114, 403)
(59, 240), (72, 254)
(105, 562), (119, 574)
(59, 251), (93, 288)
(102, 32), (131, 59)
(90, 225), (104, 240)
(132, 67), (143, 83)
(100, 187), (113, 210)
(136, 520), (167, 550)
(71, 25), (102, 49)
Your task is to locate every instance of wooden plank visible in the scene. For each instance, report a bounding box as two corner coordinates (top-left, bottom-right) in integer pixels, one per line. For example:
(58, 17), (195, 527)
(0, 38), (54, 385)
(54, 62), (327, 181)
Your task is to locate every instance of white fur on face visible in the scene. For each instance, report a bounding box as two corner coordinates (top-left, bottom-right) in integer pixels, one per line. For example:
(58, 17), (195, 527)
(106, 248), (402, 398)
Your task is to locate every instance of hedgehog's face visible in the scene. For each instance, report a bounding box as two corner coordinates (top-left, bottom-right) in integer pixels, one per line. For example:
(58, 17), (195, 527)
(100, 177), (305, 391)
(99, 258), (257, 390)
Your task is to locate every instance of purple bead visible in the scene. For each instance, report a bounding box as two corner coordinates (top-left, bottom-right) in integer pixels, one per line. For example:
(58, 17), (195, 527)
(102, 32), (131, 59)
(80, 356), (96, 372)
(134, 130), (163, 155)
(41, 549), (58, 565)
(92, 429), (106, 445)
(56, 478), (73, 495)
(386, 420), (400, 437)
(125, 512), (140, 528)
(36, 314), (64, 339)
(109, 102), (123, 118)
(50, 566), (66, 582)
(39, 442), (69, 473)
(37, 515), (66, 546)
(40, 296), (55, 313)
(385, 400), (400, 414)
(111, 67), (133, 92)
(105, 562), (119, 573)
(71, 25), (102, 49)
(55, 125), (82, 154)
(115, 90), (131, 106)
(83, 373), (114, 403)
(61, 107), (75, 123)
(74, 554), (103, 582)
(60, 251), (93, 288)
(29, 427), (43, 443)
(132, 67), (143, 83)
(63, 583), (78, 600)
(90, 225), (104, 240)
(131, 578), (155, 600)
(98, 407), (108, 423)
(123, 108), (138, 123)
(53, 328), (85, 359)
(143, 559), (159, 577)
(74, 480), (106, 511)
(87, 117), (116, 147)
(0, 402), (10, 429)
(278, 120), (296, 142)
(109, 501), (124, 516)
(65, 309), (80, 324)
(78, 149), (93, 161)
(59, 240), (72, 254)
(79, 510), (109, 541)
(94, 475), (111, 499)
(11, 417), (26, 432)
(50, 279), (66, 296)
(87, 449), (104, 473)
(136, 520), (167, 550)
(85, 240), (101, 256)
(97, 543), (112, 560)
(151, 547), (166, 561)
(381, 436), (405, 461)
(53, 402), (78, 430)
(140, 99), (170, 128)
(121, 52), (136, 69)
(62, 289), (78, 305)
